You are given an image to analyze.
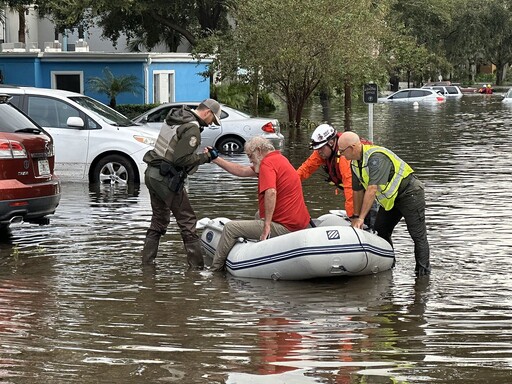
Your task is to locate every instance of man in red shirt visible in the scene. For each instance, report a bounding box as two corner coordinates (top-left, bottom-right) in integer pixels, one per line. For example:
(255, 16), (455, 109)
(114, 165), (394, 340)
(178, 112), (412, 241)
(210, 136), (311, 271)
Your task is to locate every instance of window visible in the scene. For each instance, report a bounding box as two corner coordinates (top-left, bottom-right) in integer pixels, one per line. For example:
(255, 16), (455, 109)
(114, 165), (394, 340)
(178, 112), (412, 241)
(27, 96), (81, 129)
(410, 90), (429, 98)
(51, 71), (84, 93)
(390, 91), (408, 99)
(446, 86), (459, 95)
(148, 106), (172, 123)
(153, 71), (175, 103)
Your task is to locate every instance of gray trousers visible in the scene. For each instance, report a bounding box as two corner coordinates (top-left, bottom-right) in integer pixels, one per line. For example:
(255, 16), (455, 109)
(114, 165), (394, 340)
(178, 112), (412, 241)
(210, 219), (290, 271)
(374, 178), (430, 276)
(145, 165), (198, 243)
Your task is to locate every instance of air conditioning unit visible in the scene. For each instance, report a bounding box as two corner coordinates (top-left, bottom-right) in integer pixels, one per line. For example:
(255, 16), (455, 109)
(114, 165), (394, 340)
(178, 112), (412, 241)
(44, 40), (62, 52)
(75, 39), (89, 52)
(27, 42), (41, 53)
(1, 42), (26, 52)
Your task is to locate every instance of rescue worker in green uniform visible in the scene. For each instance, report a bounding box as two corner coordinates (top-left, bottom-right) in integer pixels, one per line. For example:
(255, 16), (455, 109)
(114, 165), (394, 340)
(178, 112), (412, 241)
(338, 131), (431, 276)
(141, 99), (221, 269)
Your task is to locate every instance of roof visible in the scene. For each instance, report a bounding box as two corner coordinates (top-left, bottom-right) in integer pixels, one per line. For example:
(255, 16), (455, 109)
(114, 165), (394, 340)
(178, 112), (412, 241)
(0, 51), (213, 63)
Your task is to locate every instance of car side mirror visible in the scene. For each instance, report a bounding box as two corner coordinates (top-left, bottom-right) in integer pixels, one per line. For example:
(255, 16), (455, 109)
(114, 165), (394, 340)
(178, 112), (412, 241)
(67, 116), (85, 128)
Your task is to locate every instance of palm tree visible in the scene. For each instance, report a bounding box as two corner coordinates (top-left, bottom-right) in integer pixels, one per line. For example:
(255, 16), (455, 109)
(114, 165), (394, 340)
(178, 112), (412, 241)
(87, 67), (143, 108)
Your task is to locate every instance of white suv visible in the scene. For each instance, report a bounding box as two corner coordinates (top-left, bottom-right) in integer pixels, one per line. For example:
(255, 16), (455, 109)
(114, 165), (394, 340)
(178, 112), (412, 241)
(1, 86), (156, 185)
(421, 85), (463, 98)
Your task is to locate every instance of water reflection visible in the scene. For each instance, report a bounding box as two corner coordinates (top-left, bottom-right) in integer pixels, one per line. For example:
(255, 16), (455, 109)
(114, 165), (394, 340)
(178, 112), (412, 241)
(0, 95), (511, 383)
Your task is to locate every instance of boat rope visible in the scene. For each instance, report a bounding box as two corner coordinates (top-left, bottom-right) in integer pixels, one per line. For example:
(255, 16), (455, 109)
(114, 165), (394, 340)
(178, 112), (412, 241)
(346, 227), (370, 274)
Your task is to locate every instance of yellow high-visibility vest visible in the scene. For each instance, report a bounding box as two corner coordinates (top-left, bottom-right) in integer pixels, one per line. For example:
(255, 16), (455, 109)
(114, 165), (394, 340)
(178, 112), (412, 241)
(351, 144), (414, 210)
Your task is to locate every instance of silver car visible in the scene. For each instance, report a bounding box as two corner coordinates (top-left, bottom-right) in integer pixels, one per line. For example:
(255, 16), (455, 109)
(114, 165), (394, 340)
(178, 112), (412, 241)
(133, 102), (285, 153)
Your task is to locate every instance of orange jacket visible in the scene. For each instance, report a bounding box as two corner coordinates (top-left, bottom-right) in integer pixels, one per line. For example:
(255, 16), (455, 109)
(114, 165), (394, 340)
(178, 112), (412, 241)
(297, 150), (354, 217)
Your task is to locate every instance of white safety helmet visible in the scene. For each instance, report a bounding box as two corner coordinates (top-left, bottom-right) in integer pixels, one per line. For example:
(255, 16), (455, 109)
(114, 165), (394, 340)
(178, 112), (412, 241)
(310, 124), (336, 150)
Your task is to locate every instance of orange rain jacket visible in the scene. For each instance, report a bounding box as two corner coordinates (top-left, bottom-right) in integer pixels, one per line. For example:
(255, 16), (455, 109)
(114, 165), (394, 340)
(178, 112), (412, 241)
(296, 133), (355, 217)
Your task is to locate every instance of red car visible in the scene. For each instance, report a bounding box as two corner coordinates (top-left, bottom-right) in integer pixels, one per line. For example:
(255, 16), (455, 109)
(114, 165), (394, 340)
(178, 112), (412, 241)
(0, 94), (61, 229)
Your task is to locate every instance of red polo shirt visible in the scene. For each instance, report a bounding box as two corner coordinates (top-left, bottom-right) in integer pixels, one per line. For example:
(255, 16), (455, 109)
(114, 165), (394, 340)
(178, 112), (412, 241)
(258, 151), (310, 231)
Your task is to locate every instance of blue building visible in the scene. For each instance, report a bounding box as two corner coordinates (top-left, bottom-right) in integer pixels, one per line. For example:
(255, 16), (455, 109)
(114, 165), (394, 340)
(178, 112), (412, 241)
(0, 51), (213, 105)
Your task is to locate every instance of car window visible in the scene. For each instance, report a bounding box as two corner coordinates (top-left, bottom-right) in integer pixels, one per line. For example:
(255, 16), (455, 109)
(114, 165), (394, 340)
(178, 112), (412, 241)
(7, 94), (23, 109)
(389, 91), (409, 99)
(27, 96), (80, 128)
(70, 96), (133, 127)
(0, 103), (42, 133)
(432, 87), (445, 93)
(446, 86), (459, 94)
(148, 107), (171, 123)
(219, 110), (229, 120)
(410, 90), (430, 98)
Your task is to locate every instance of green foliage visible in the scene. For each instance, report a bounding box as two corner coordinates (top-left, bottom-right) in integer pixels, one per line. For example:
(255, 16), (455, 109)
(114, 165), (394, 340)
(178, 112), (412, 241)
(205, 0), (391, 128)
(212, 82), (249, 110)
(33, 0), (232, 51)
(211, 82), (276, 114)
(86, 67), (143, 108)
(115, 103), (160, 119)
(388, 0), (512, 85)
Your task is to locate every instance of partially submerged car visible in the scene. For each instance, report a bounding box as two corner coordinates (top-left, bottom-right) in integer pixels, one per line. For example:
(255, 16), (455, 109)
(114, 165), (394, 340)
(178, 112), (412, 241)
(0, 94), (61, 229)
(378, 88), (446, 103)
(422, 85), (463, 98)
(133, 102), (285, 153)
(502, 88), (512, 103)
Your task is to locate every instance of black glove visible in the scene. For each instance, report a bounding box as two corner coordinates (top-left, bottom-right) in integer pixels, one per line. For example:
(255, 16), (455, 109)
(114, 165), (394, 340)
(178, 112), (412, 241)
(208, 147), (219, 161)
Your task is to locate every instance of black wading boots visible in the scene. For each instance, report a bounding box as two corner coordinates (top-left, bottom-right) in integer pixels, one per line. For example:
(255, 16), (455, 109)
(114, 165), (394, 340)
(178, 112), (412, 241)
(184, 240), (204, 270)
(141, 229), (161, 265)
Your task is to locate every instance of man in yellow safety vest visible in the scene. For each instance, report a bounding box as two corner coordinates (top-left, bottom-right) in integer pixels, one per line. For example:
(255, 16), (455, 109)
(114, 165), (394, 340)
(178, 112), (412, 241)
(338, 131), (430, 276)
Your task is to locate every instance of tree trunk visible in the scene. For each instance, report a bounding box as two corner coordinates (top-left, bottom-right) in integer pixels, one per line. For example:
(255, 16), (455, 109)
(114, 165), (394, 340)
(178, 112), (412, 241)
(344, 79), (352, 132)
(110, 98), (116, 109)
(251, 70), (259, 116)
(17, 8), (26, 44)
(495, 62), (506, 86)
(319, 88), (330, 123)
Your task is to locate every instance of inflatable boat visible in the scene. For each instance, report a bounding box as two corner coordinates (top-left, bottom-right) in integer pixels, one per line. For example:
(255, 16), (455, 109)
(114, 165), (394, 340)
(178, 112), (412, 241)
(197, 211), (395, 280)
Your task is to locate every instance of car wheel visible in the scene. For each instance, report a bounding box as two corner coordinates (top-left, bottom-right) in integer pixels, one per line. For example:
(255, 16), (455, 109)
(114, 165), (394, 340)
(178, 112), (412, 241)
(91, 154), (136, 185)
(216, 137), (245, 153)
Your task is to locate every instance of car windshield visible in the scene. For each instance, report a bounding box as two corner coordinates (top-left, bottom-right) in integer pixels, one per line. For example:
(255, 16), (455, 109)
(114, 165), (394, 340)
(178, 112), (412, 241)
(0, 103), (42, 134)
(69, 96), (134, 127)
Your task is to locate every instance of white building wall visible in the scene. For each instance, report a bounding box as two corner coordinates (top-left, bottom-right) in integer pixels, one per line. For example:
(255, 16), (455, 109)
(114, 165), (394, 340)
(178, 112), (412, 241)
(1, 6), (185, 53)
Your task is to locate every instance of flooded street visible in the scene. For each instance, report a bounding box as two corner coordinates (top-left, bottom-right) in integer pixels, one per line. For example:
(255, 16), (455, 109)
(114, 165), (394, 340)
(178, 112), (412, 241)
(1, 95), (512, 383)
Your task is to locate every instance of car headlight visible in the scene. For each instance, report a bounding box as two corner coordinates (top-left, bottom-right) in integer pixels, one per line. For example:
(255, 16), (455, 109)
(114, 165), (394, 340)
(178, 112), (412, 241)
(134, 135), (156, 147)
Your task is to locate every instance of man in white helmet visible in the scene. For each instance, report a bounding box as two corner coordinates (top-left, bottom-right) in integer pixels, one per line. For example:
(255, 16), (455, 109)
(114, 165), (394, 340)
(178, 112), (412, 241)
(297, 124), (374, 224)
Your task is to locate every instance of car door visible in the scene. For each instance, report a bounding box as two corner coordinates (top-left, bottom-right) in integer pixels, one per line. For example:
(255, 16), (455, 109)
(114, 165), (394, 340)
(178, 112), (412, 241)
(26, 95), (89, 180)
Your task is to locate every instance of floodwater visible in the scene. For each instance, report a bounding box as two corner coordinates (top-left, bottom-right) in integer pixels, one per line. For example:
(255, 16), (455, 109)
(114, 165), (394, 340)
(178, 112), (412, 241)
(1, 94), (512, 383)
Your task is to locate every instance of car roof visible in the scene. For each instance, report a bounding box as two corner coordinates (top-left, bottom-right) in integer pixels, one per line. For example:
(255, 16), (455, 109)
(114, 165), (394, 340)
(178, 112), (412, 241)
(393, 88), (438, 94)
(0, 85), (83, 97)
(143, 102), (237, 113)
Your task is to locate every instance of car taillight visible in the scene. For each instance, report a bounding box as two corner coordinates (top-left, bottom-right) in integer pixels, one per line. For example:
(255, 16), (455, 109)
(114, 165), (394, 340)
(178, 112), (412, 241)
(437, 96), (445, 102)
(46, 143), (55, 157)
(261, 122), (275, 133)
(0, 139), (27, 159)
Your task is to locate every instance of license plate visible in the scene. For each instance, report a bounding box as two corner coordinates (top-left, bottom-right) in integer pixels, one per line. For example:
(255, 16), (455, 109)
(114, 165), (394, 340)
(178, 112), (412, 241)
(38, 159), (50, 175)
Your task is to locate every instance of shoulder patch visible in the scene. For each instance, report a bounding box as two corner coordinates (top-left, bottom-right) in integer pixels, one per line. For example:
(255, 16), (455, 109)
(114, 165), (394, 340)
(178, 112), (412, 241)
(189, 136), (198, 147)
(370, 157), (380, 167)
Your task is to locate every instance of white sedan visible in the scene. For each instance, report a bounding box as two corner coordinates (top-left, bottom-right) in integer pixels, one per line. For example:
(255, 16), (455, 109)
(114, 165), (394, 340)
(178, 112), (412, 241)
(134, 102), (285, 153)
(378, 88), (446, 103)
